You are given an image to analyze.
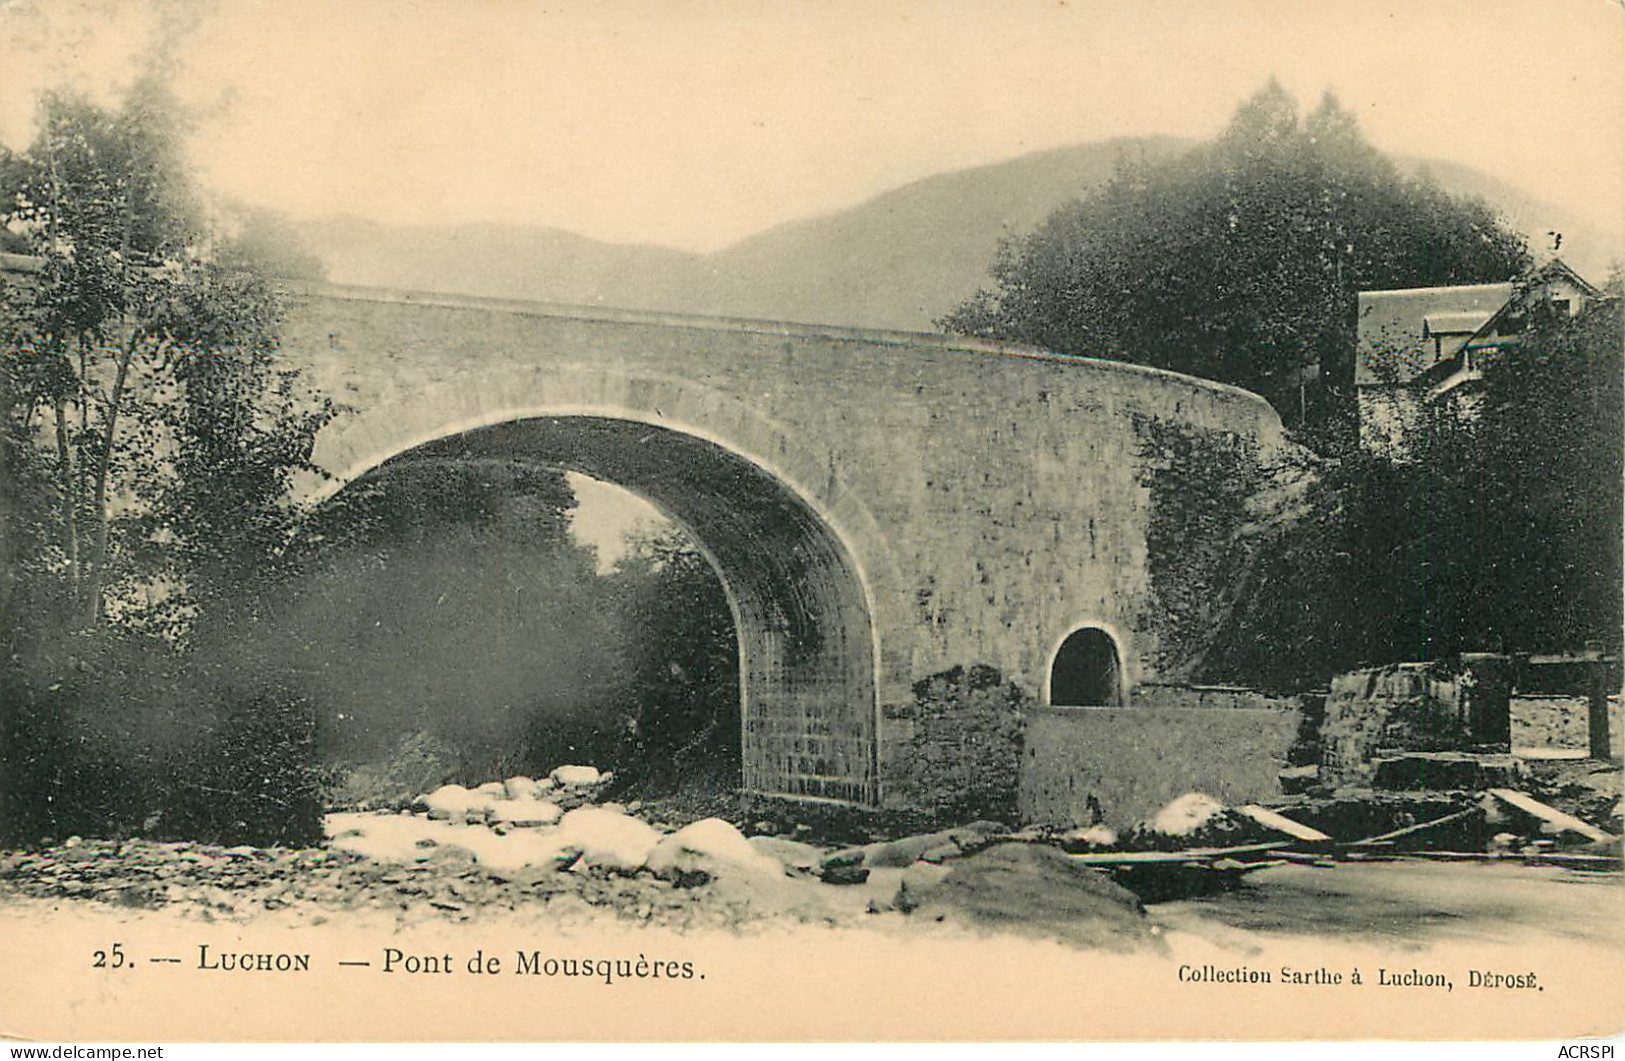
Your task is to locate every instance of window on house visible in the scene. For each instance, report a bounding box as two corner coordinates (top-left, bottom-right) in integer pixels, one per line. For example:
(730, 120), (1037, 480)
(1551, 297), (1573, 317)
(1049, 626), (1123, 706)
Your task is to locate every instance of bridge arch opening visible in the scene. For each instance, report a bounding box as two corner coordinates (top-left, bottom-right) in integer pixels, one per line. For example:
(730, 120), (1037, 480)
(313, 414), (878, 805)
(1047, 625), (1125, 707)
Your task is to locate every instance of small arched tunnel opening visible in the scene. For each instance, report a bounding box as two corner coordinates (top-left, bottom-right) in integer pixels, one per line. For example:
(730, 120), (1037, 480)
(1048, 626), (1124, 707)
(278, 415), (878, 806)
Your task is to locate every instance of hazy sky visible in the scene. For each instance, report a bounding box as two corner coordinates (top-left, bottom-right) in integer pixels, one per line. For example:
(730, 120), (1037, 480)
(2, 0), (1621, 253)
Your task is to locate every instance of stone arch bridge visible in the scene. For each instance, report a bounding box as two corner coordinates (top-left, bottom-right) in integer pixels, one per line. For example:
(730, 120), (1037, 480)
(276, 282), (1285, 809)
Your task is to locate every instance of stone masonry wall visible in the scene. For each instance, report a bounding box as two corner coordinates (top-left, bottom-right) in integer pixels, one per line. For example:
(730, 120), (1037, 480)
(1320, 663), (1474, 786)
(269, 285), (1285, 807)
(1018, 698), (1303, 829)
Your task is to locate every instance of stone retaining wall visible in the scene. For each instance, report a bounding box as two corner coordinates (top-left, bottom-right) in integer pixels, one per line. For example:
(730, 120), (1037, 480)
(1319, 659), (1515, 786)
(1128, 683), (1300, 712)
(1017, 697), (1302, 828)
(1511, 694), (1624, 751)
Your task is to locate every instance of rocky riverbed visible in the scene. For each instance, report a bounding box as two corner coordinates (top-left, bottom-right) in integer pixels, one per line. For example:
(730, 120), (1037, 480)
(0, 763), (1165, 950)
(2, 760), (1617, 949)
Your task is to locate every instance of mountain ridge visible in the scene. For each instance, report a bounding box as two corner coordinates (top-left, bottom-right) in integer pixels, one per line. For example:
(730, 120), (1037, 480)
(294, 138), (1622, 333)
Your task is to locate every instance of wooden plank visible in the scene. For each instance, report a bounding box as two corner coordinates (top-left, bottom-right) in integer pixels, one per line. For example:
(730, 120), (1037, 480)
(1209, 858), (1288, 873)
(1527, 852), (1623, 872)
(1343, 850), (1512, 863)
(1526, 653), (1620, 666)
(1348, 806), (1483, 848)
(1344, 849), (1620, 870)
(1488, 788), (1618, 844)
(1066, 841), (1289, 866)
(1588, 668), (1613, 760)
(1237, 804), (1332, 842)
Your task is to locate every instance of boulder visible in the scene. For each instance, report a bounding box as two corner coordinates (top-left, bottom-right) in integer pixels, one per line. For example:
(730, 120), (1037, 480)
(503, 776), (545, 801)
(488, 798), (562, 828)
(747, 836), (824, 875)
(1120, 793), (1261, 851)
(820, 864), (870, 886)
(895, 860), (953, 911)
(862, 825), (996, 868)
(647, 818), (783, 885)
(1149, 792), (1227, 835)
(552, 807), (660, 872)
(550, 765), (605, 787)
(1058, 824), (1118, 851)
(859, 831), (956, 869)
(908, 842), (1155, 951)
(416, 843), (478, 869)
(467, 829), (581, 875)
(474, 780), (507, 798)
(819, 847), (866, 871)
(324, 811), (462, 862)
(417, 784), (483, 822)
(819, 821), (1004, 874)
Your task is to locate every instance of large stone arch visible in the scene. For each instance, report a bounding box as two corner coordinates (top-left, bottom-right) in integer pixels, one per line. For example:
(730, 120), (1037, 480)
(303, 368), (890, 804)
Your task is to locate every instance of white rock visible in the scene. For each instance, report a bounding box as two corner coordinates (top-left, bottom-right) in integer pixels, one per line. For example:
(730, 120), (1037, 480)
(473, 831), (579, 874)
(503, 775), (544, 801)
(466, 790), (512, 822)
(553, 806), (660, 872)
(326, 811), (574, 872)
(550, 765), (603, 787)
(488, 798), (562, 828)
(648, 818), (784, 882)
(326, 812), (458, 862)
(474, 780), (507, 798)
(1062, 824), (1118, 848)
(419, 784), (481, 821)
(747, 835), (824, 874)
(1148, 793), (1227, 837)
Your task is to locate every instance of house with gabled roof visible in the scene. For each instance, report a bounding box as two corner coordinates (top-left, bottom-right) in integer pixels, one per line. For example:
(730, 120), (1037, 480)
(1354, 259), (1601, 455)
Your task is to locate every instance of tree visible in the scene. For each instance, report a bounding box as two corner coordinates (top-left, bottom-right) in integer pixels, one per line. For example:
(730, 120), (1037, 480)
(0, 75), (334, 844)
(241, 460), (629, 786)
(605, 526), (740, 790)
(1452, 285), (1623, 652)
(1200, 282), (1624, 687)
(0, 75), (333, 637)
(942, 82), (1530, 434)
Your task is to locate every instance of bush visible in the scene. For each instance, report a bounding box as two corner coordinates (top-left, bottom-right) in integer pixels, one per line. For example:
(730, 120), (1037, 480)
(0, 631), (321, 847)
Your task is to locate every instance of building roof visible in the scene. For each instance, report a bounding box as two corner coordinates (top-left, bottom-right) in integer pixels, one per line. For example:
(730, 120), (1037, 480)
(1459, 258), (1603, 354)
(1424, 310), (1497, 336)
(1356, 282), (1513, 386)
(0, 252), (43, 274)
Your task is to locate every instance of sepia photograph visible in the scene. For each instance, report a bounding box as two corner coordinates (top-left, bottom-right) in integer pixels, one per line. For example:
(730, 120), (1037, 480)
(0, 0), (1621, 1045)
